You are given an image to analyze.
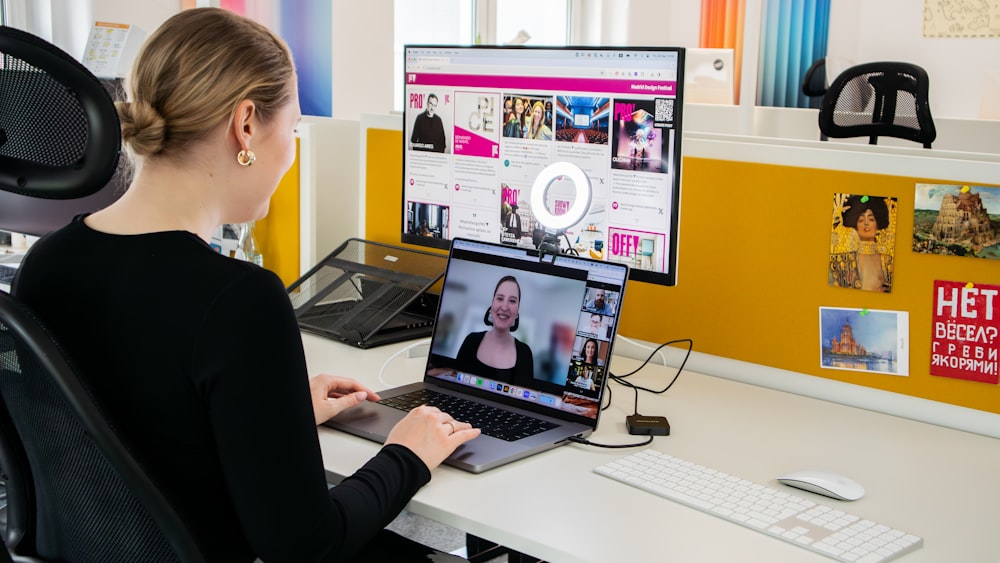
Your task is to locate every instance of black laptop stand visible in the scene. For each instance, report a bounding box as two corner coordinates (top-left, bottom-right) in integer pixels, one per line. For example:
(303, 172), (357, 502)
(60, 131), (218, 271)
(287, 238), (446, 349)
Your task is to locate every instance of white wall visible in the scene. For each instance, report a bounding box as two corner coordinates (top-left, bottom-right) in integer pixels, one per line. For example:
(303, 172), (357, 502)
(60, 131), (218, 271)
(616, 0), (701, 47)
(829, 0), (1000, 120)
(90, 0), (180, 50)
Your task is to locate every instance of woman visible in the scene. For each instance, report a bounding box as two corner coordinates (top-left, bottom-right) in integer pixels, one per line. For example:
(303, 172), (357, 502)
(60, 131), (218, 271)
(456, 275), (534, 384)
(829, 194), (895, 293)
(526, 101), (553, 140)
(12, 9), (477, 562)
(503, 97), (527, 138)
(573, 365), (597, 391)
(580, 338), (605, 367)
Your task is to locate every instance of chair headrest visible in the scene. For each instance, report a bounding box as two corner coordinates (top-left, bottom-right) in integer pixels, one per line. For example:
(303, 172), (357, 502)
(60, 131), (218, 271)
(0, 25), (121, 200)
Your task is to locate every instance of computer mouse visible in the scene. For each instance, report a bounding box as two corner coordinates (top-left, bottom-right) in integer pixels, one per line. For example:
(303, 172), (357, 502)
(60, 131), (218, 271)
(776, 470), (865, 501)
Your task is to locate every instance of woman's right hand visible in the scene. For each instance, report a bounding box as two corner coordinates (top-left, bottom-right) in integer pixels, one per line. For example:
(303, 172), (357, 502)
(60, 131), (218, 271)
(385, 405), (480, 470)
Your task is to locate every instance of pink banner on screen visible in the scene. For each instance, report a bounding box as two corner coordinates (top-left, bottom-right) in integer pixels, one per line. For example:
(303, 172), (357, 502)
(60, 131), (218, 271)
(453, 127), (500, 158)
(409, 74), (676, 97)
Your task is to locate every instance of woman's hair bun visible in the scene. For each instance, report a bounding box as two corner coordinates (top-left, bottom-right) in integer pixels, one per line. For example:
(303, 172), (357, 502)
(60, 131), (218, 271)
(116, 100), (167, 157)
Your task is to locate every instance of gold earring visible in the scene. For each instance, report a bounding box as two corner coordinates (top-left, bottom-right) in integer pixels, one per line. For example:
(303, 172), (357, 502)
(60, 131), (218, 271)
(237, 149), (256, 167)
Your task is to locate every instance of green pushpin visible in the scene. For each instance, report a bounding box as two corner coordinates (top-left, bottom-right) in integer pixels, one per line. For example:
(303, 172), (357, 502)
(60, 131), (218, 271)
(860, 309), (869, 316)
(860, 195), (869, 203)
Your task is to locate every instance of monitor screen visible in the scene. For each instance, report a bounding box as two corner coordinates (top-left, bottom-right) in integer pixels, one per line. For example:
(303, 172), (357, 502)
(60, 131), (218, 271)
(401, 45), (685, 286)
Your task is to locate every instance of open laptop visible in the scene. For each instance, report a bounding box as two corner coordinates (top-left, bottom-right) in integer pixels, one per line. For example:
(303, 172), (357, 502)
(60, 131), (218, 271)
(324, 237), (629, 473)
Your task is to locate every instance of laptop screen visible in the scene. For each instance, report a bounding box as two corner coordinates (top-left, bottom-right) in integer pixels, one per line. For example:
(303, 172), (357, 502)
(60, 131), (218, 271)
(426, 238), (628, 420)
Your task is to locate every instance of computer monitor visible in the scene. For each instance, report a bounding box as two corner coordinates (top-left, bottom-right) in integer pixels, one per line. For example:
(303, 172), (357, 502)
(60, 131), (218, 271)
(401, 45), (685, 286)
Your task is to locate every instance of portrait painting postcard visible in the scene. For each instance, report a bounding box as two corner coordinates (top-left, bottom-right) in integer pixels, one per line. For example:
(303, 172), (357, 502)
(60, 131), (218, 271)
(820, 307), (909, 376)
(829, 193), (899, 293)
(913, 183), (1000, 261)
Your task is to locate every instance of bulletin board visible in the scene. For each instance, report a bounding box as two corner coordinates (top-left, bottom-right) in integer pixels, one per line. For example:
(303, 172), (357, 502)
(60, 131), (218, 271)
(363, 129), (1000, 416)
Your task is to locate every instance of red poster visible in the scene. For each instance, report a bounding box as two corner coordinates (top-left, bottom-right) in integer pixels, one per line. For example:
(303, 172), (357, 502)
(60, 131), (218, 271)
(930, 280), (1000, 384)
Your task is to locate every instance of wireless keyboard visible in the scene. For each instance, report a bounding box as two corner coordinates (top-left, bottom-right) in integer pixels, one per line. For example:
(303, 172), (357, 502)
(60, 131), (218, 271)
(594, 449), (922, 562)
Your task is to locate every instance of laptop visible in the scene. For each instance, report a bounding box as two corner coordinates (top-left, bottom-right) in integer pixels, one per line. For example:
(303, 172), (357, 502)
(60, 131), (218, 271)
(324, 237), (629, 473)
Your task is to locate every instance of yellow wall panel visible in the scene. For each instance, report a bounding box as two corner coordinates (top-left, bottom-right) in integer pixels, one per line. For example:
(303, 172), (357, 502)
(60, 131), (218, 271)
(365, 130), (1000, 415)
(256, 138), (301, 286)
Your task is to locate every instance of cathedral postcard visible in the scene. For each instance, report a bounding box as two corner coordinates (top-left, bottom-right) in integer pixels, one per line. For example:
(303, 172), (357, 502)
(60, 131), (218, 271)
(819, 307), (909, 377)
(913, 183), (1000, 261)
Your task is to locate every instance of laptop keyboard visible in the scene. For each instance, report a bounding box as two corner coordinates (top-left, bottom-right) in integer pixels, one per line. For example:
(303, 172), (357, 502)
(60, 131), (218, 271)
(378, 389), (558, 441)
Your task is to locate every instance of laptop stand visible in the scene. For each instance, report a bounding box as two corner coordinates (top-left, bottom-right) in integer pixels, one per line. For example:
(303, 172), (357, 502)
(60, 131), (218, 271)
(287, 238), (446, 349)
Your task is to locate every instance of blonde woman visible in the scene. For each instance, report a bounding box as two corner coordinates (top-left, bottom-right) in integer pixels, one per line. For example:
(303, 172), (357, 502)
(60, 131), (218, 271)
(14, 8), (477, 561)
(527, 100), (553, 140)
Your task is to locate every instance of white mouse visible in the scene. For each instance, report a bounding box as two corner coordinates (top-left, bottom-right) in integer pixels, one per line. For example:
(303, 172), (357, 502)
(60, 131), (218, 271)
(777, 470), (865, 501)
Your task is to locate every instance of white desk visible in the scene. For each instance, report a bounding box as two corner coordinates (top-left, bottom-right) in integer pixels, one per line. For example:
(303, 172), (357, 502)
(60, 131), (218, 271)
(303, 333), (1000, 562)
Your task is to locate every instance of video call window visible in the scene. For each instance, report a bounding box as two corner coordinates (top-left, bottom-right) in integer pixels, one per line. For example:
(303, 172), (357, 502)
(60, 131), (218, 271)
(424, 243), (626, 420)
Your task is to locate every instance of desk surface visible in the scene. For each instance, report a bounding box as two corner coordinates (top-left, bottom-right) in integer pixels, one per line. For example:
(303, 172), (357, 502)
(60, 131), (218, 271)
(303, 333), (1000, 562)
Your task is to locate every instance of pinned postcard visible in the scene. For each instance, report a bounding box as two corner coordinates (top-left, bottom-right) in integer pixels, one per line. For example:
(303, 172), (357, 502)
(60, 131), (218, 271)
(829, 193), (899, 293)
(930, 280), (1000, 384)
(913, 183), (1000, 260)
(820, 307), (909, 376)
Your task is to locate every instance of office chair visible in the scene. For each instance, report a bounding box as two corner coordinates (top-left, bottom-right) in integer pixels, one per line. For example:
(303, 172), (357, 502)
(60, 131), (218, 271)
(0, 290), (205, 562)
(801, 57), (827, 108)
(0, 24), (123, 236)
(818, 61), (936, 148)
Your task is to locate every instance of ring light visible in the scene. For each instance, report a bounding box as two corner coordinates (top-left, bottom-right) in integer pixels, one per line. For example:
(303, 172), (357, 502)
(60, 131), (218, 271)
(530, 161), (592, 231)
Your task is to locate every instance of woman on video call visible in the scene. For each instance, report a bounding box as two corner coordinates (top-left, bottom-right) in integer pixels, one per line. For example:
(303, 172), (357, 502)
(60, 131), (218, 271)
(456, 275), (535, 384)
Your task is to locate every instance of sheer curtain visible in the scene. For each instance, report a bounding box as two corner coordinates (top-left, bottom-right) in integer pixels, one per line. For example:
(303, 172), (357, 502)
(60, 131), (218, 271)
(757, 0), (829, 108)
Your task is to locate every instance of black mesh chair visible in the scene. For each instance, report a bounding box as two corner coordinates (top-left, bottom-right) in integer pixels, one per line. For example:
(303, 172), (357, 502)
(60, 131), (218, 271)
(0, 25), (124, 236)
(0, 25), (206, 563)
(818, 61), (936, 148)
(0, 290), (204, 562)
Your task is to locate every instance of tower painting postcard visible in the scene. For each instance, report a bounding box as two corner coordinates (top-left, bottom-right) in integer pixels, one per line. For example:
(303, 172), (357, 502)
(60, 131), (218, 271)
(829, 193), (898, 293)
(913, 183), (1000, 260)
(820, 307), (909, 376)
(930, 280), (1000, 384)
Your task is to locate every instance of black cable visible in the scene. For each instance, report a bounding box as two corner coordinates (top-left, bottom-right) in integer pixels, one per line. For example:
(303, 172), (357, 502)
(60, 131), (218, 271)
(568, 435), (653, 448)
(609, 338), (694, 396)
(572, 338), (693, 450)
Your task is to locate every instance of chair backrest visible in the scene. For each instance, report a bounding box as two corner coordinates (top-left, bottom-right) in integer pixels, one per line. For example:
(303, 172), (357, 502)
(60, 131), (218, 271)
(818, 61), (936, 148)
(0, 25), (124, 236)
(0, 290), (204, 562)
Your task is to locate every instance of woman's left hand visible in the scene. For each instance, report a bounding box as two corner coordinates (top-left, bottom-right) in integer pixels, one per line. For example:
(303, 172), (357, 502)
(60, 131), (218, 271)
(309, 373), (381, 425)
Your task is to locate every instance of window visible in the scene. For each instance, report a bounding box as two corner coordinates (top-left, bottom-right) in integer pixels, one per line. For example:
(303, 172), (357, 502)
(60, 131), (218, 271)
(393, 0), (570, 110)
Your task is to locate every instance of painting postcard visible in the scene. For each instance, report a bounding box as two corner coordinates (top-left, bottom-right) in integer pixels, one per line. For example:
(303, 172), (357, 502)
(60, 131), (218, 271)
(829, 193), (898, 293)
(913, 183), (1000, 260)
(820, 307), (909, 376)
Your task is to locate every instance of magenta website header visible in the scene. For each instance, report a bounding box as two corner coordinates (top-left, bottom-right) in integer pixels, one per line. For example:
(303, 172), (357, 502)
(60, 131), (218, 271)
(408, 73), (678, 97)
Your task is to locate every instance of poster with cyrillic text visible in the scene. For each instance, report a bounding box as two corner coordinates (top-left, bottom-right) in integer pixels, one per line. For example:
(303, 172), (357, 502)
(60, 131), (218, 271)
(930, 280), (1000, 384)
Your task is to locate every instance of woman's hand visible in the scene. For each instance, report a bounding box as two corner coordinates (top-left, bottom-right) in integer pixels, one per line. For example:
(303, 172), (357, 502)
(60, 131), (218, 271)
(309, 373), (381, 425)
(385, 405), (480, 470)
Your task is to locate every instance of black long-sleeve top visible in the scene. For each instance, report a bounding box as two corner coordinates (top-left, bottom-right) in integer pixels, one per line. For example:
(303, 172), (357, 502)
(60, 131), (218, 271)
(13, 216), (430, 562)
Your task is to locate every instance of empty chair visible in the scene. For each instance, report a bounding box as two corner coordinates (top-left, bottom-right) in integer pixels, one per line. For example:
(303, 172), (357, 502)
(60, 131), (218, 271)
(818, 61), (936, 148)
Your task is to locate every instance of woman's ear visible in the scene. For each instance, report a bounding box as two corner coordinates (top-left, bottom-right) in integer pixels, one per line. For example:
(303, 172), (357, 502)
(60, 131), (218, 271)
(231, 99), (257, 151)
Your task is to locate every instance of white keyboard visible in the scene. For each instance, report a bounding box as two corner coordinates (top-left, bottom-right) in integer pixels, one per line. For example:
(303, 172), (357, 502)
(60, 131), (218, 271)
(594, 449), (922, 562)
